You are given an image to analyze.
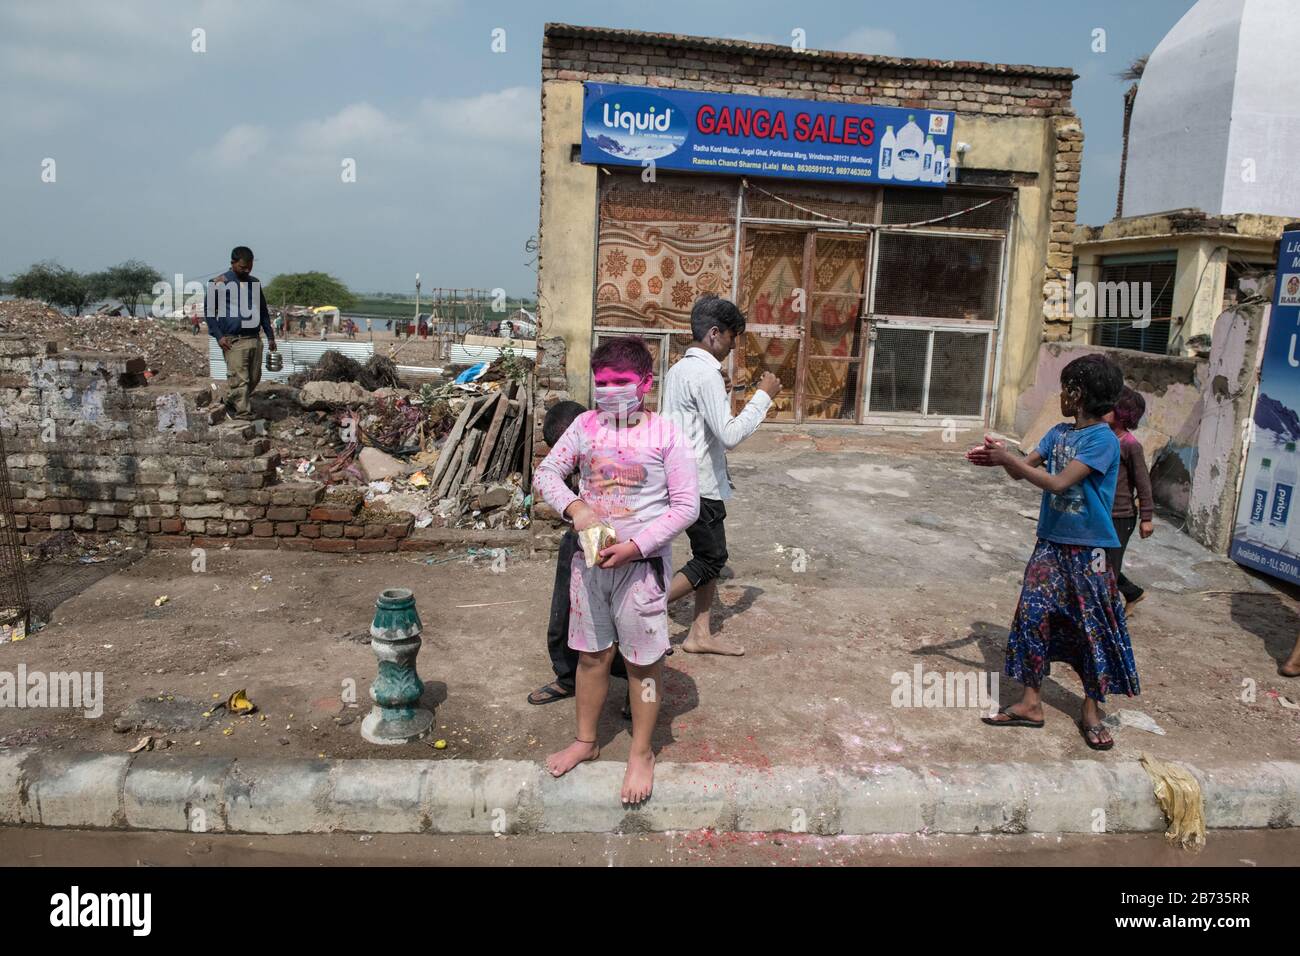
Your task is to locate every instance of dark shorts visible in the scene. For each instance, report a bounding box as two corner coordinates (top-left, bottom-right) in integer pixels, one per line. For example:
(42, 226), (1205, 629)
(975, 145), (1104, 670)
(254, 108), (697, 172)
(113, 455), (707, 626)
(678, 497), (728, 588)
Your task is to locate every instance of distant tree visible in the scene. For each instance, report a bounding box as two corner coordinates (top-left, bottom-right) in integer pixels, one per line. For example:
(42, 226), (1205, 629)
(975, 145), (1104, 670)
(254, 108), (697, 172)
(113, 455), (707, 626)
(1118, 54), (1148, 82)
(90, 260), (164, 316)
(10, 261), (93, 314)
(263, 271), (356, 310)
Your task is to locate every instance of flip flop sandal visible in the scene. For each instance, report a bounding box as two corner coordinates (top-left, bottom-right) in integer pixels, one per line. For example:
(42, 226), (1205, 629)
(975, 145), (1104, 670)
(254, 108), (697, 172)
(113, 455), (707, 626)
(1079, 722), (1114, 751)
(981, 706), (1045, 728)
(527, 682), (574, 706)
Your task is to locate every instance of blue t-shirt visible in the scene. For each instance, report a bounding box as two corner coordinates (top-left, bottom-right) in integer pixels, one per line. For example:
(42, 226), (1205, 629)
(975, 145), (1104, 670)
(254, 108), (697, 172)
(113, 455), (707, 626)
(1035, 422), (1121, 548)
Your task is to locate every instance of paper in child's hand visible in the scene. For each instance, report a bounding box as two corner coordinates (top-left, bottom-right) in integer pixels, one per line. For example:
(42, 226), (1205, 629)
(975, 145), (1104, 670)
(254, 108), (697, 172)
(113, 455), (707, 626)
(578, 523), (618, 568)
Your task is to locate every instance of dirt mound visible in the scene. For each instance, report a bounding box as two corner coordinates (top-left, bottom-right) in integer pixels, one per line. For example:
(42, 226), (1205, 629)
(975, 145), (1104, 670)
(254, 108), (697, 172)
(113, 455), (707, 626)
(0, 298), (209, 379)
(288, 350), (402, 391)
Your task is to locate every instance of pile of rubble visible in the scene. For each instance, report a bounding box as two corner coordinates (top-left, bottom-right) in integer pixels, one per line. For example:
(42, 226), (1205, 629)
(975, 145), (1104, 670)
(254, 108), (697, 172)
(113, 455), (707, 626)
(272, 357), (534, 531)
(0, 298), (209, 379)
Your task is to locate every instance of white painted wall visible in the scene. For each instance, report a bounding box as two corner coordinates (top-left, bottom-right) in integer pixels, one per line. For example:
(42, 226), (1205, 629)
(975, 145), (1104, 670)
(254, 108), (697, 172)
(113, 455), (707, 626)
(1125, 0), (1300, 219)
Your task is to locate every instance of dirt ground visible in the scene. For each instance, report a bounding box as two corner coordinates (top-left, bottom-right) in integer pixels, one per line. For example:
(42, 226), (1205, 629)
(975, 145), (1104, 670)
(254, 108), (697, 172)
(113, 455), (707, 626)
(3, 429), (1299, 767)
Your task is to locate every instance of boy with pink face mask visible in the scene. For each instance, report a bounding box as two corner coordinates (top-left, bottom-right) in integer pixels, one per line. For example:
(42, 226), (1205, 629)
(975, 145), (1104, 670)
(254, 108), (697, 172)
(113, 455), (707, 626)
(532, 337), (699, 806)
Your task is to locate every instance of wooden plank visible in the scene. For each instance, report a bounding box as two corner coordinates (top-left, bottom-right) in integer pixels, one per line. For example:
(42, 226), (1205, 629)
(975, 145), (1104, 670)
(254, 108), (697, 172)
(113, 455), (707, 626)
(471, 381), (514, 482)
(522, 371), (535, 488)
(429, 399), (476, 489)
(486, 406), (521, 482)
(464, 391), (501, 431)
(433, 445), (465, 500)
(447, 431), (481, 499)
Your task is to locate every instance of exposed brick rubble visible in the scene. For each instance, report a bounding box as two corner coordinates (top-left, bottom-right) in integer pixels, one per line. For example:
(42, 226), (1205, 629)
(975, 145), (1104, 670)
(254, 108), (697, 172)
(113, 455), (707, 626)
(529, 335), (571, 548)
(0, 334), (414, 554)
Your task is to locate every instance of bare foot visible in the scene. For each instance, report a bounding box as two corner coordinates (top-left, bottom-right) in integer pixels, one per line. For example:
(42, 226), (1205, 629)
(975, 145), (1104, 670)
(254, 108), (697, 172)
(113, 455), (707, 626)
(622, 750), (655, 805)
(1279, 659), (1300, 678)
(546, 738), (599, 777)
(682, 630), (745, 656)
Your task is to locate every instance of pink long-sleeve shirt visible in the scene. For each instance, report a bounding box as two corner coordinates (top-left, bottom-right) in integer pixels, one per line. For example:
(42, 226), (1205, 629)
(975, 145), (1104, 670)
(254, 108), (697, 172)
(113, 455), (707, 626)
(533, 410), (700, 559)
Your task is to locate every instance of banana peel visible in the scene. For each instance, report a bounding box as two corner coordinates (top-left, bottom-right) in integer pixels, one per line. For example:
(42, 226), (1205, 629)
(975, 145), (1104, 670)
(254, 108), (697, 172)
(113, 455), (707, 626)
(208, 689), (257, 719)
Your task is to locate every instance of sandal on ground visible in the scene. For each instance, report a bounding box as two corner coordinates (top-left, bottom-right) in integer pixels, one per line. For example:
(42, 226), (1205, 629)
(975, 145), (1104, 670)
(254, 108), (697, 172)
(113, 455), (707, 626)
(1079, 722), (1114, 751)
(1278, 664), (1300, 679)
(527, 681), (574, 705)
(981, 706), (1045, 728)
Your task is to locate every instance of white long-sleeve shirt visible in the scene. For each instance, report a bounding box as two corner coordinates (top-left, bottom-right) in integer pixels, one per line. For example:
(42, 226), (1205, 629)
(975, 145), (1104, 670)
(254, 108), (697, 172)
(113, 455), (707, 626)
(660, 346), (772, 501)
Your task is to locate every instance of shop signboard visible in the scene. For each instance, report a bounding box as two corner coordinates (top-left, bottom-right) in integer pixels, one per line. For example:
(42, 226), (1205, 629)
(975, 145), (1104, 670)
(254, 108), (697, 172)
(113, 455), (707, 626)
(1230, 228), (1300, 585)
(580, 82), (954, 187)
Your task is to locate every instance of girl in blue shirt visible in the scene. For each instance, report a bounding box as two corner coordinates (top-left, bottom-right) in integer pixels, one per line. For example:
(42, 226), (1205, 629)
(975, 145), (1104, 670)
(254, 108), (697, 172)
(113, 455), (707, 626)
(966, 354), (1139, 750)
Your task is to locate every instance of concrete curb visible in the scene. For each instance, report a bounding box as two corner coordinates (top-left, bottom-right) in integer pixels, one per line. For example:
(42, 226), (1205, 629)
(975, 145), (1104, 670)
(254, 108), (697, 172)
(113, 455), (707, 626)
(2, 748), (1298, 836)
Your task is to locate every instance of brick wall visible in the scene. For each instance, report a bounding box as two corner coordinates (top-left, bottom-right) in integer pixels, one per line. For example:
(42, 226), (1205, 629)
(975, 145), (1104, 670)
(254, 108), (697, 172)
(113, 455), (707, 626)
(0, 334), (412, 554)
(543, 24), (1076, 117)
(529, 335), (570, 544)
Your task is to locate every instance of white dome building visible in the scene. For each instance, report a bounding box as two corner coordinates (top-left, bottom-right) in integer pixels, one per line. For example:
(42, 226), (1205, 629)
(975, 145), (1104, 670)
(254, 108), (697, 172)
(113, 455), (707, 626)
(1124, 0), (1300, 218)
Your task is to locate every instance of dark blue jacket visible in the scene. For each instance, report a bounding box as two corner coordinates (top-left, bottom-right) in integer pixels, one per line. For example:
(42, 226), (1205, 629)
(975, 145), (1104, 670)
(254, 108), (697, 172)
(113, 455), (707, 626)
(204, 270), (274, 340)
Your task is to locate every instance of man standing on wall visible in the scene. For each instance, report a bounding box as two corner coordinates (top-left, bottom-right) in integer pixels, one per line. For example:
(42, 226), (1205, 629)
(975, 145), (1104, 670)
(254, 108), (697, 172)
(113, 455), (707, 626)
(205, 245), (276, 420)
(661, 294), (781, 656)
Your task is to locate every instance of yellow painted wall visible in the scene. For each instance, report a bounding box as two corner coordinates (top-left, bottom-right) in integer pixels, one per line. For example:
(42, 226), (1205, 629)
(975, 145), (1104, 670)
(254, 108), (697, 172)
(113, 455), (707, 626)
(539, 80), (599, 402)
(539, 84), (1060, 424)
(949, 114), (1057, 431)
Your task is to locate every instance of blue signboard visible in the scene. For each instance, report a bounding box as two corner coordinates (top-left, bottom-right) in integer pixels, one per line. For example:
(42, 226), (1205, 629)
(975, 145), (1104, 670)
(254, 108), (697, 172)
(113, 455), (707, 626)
(580, 82), (954, 187)
(1230, 229), (1300, 585)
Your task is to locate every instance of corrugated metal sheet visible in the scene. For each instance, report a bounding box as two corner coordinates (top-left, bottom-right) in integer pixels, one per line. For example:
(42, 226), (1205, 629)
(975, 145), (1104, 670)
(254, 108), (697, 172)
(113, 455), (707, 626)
(449, 342), (537, 367)
(207, 339), (375, 382)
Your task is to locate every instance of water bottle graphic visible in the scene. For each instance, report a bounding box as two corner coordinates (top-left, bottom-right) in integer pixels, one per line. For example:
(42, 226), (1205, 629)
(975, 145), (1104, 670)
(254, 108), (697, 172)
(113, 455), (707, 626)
(932, 145), (946, 183)
(893, 115), (924, 181)
(878, 125), (895, 180)
(1265, 442), (1298, 550)
(922, 135), (935, 180)
(1247, 458), (1273, 542)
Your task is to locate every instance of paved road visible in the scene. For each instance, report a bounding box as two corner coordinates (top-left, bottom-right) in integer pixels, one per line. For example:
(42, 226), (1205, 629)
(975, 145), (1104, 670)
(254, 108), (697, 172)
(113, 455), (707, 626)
(3, 826), (1298, 866)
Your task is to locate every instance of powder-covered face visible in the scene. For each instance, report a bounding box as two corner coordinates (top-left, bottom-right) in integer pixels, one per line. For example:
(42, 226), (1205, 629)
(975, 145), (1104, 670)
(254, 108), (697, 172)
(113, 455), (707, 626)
(592, 366), (653, 409)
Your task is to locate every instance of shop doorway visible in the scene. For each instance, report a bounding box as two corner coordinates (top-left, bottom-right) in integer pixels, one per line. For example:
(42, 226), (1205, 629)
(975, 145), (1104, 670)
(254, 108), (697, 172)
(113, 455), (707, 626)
(734, 226), (870, 422)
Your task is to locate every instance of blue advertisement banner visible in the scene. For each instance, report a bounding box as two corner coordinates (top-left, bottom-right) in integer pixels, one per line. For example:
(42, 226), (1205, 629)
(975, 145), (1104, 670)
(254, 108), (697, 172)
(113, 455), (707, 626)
(580, 82), (954, 187)
(1230, 229), (1300, 585)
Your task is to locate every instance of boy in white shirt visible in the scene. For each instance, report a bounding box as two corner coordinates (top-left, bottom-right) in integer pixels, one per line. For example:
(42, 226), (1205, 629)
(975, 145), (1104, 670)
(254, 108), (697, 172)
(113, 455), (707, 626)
(660, 295), (781, 656)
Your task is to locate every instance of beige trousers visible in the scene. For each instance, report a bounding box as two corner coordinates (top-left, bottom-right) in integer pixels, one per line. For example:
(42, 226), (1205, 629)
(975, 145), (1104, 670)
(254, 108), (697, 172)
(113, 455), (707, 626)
(225, 336), (262, 415)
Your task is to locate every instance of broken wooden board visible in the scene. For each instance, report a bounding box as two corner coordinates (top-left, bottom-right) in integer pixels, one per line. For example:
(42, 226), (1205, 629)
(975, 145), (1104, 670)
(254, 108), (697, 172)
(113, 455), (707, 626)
(471, 381), (514, 483)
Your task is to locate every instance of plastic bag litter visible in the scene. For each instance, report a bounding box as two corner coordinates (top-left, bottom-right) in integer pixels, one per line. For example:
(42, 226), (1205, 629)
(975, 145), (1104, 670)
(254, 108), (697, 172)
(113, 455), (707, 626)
(1139, 753), (1206, 852)
(578, 524), (617, 568)
(1102, 709), (1166, 736)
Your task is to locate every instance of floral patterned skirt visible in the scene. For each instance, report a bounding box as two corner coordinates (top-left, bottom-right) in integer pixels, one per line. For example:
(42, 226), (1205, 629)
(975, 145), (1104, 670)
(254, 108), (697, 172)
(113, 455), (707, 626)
(1005, 539), (1140, 702)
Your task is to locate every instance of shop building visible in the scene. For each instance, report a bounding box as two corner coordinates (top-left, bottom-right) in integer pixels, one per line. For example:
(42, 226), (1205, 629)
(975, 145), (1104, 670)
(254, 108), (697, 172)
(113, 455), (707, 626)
(537, 23), (1081, 429)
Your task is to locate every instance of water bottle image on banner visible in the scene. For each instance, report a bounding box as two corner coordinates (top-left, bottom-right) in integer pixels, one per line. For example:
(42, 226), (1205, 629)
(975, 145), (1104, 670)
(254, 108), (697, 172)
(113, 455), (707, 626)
(1247, 457), (1273, 543)
(1265, 442), (1298, 550)
(932, 144), (946, 183)
(878, 125), (895, 180)
(922, 135), (935, 180)
(893, 115), (924, 182)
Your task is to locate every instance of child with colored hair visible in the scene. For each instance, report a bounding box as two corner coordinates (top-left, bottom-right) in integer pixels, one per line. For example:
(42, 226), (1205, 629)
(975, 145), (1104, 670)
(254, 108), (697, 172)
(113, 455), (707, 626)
(966, 353), (1140, 751)
(1104, 386), (1155, 609)
(533, 336), (699, 804)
